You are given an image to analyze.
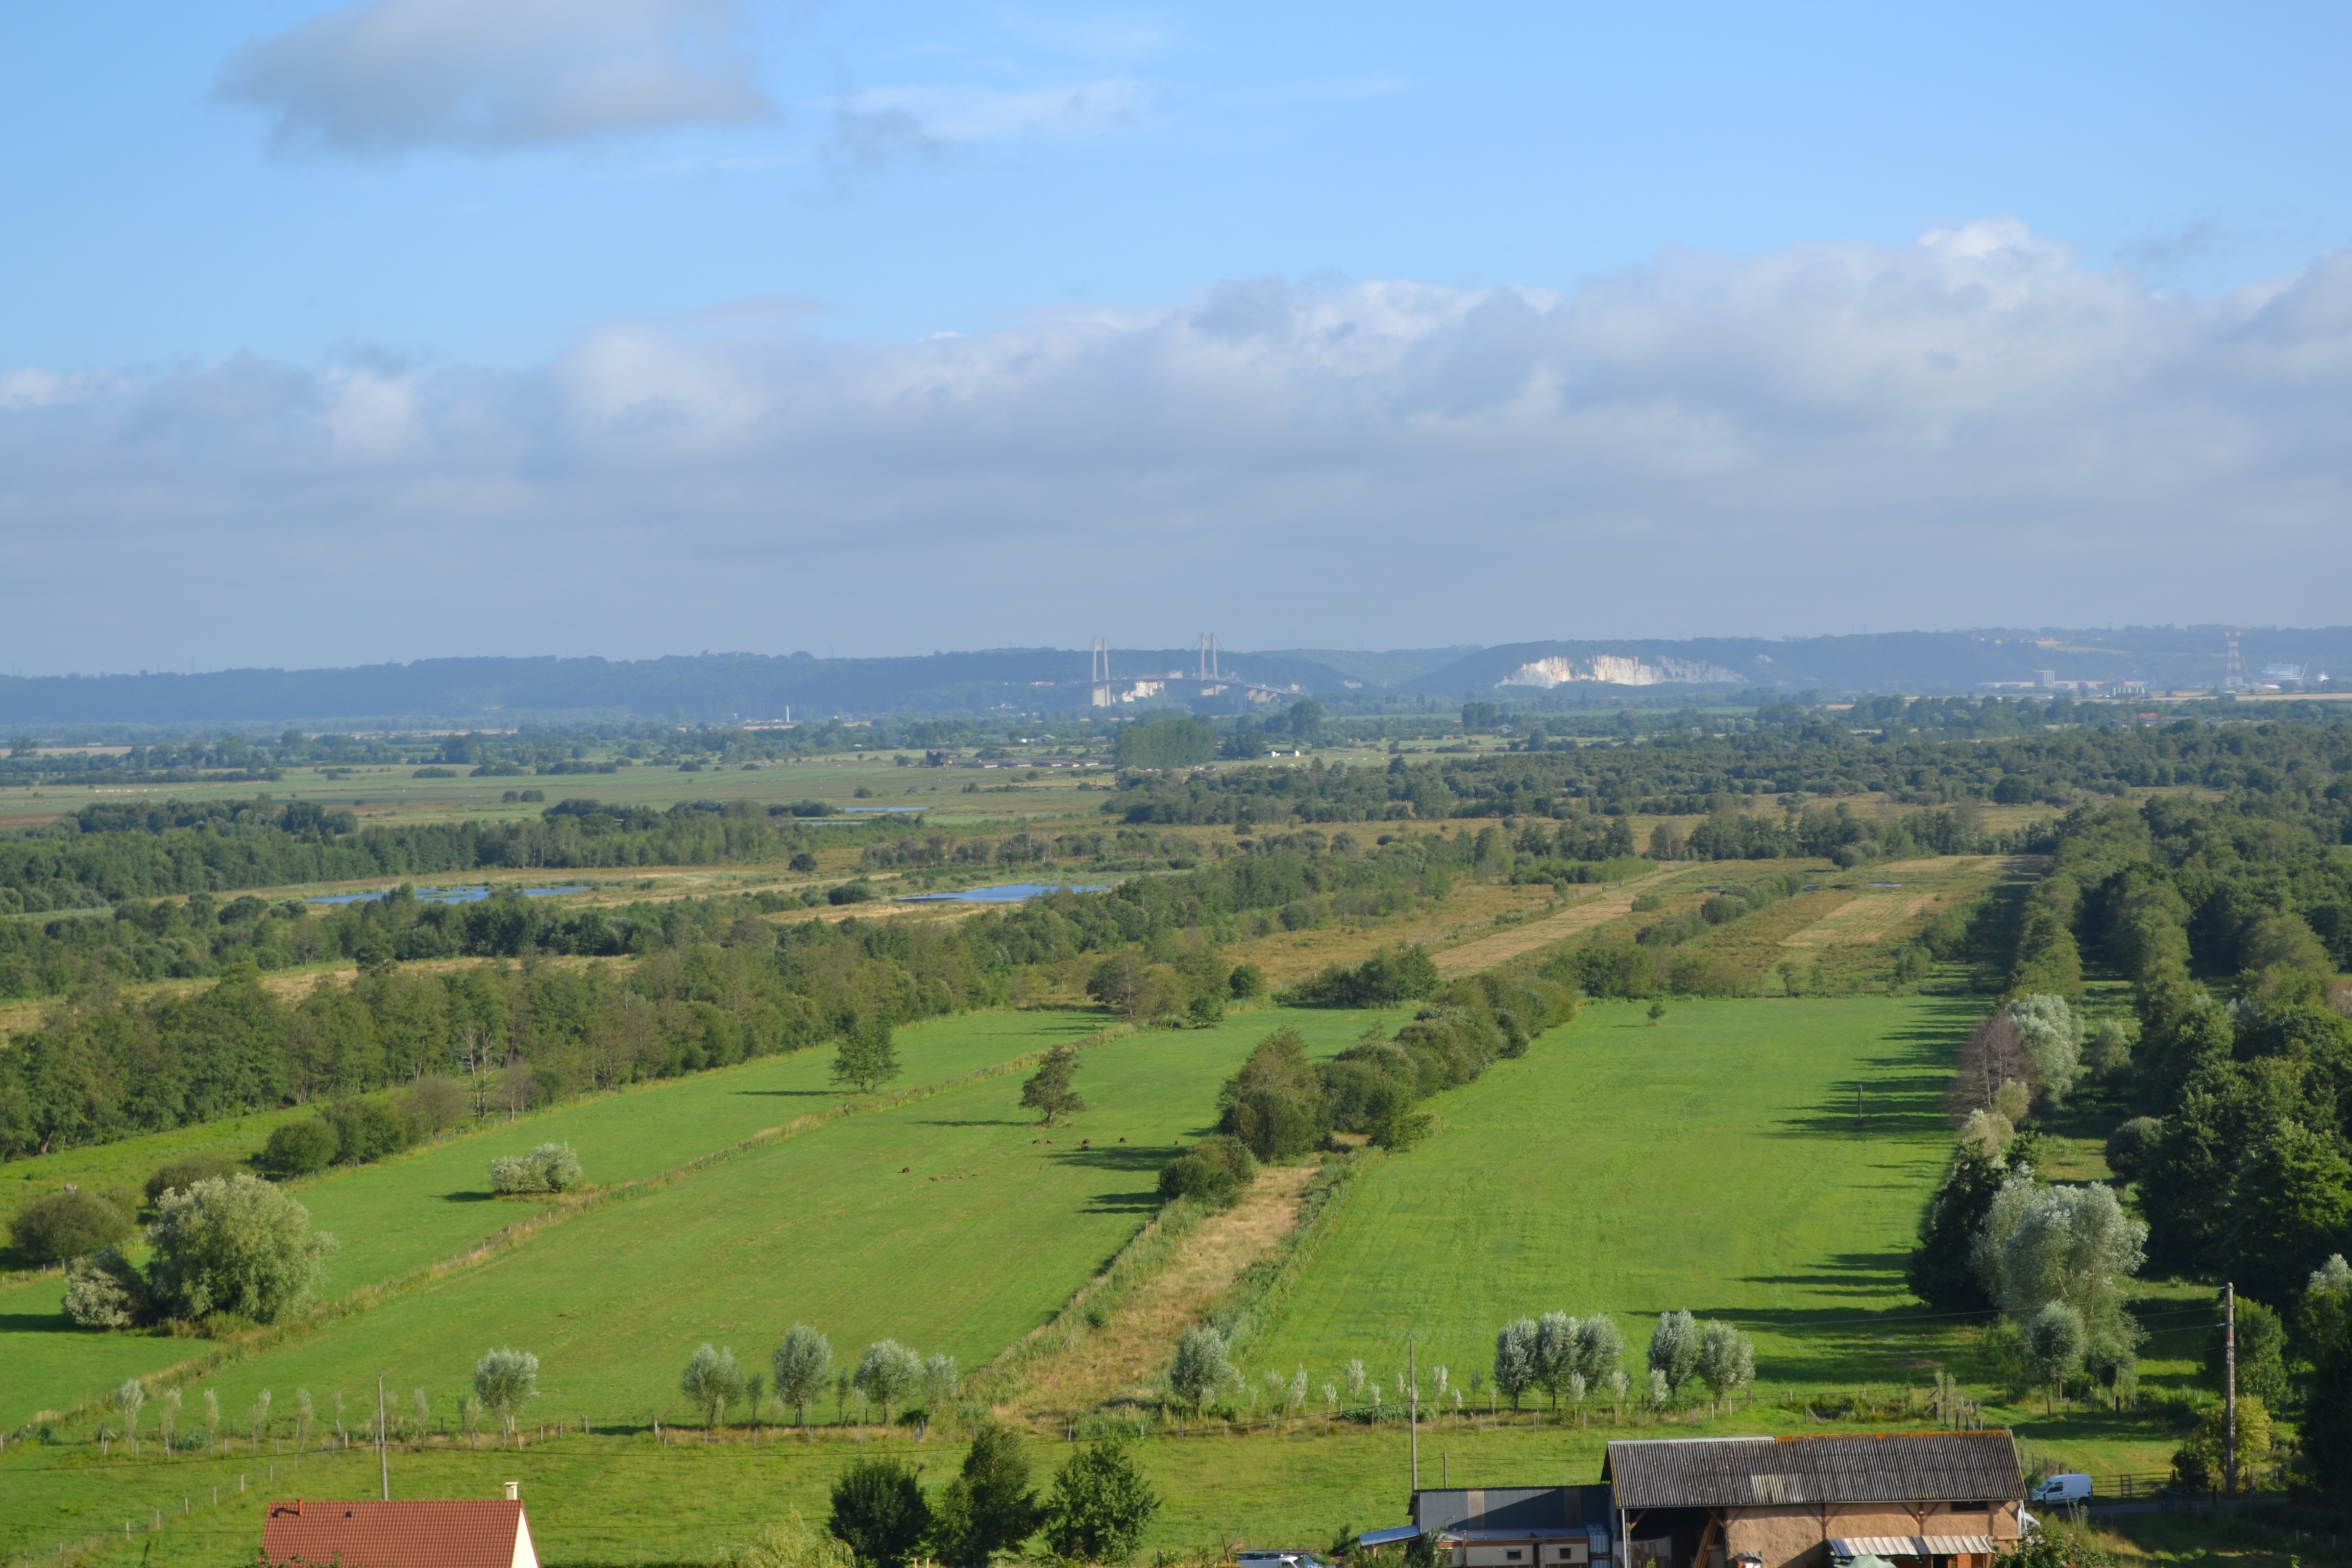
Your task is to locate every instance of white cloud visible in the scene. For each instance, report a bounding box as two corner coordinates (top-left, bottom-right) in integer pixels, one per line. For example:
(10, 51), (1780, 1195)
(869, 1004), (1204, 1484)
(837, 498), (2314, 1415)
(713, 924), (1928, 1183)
(828, 79), (1149, 165)
(217, 0), (772, 155)
(5, 222), (2352, 666)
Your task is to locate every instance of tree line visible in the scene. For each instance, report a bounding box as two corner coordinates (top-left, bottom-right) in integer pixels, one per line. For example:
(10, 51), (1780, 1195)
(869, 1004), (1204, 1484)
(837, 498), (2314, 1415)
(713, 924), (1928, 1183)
(1909, 778), (2352, 1497)
(1100, 713), (2352, 826)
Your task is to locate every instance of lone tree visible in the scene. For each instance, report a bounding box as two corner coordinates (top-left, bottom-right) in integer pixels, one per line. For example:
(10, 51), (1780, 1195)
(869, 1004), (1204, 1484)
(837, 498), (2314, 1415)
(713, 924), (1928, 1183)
(1695, 1321), (1756, 1412)
(853, 1340), (923, 1427)
(1648, 1310), (1700, 1401)
(1493, 1317), (1538, 1411)
(773, 1325), (834, 1433)
(829, 1457), (930, 1568)
(1043, 1440), (1160, 1563)
(472, 1347), (540, 1442)
(681, 1344), (745, 1438)
(1019, 1045), (1086, 1127)
(833, 1020), (901, 1095)
(930, 1418), (1040, 1564)
(1168, 1326), (1233, 1417)
(145, 1174), (337, 1325)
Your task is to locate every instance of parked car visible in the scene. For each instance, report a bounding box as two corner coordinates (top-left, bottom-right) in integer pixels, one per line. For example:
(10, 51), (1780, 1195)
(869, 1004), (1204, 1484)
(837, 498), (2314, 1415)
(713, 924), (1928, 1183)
(2029, 1474), (2093, 1505)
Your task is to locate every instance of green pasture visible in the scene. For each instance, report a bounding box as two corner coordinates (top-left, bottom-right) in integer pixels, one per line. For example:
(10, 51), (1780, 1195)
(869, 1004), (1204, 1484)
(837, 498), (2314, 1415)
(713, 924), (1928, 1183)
(0, 1009), (1116, 1427)
(1246, 996), (1979, 1393)
(0, 1401), (2187, 1568)
(2, 993), (2218, 1568)
(56, 1008), (1392, 1428)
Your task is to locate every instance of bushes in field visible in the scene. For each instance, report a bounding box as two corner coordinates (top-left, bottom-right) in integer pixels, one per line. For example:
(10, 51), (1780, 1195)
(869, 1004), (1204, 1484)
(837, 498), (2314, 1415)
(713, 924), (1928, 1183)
(488, 1142), (583, 1194)
(60, 1173), (338, 1328)
(1279, 944), (1439, 1008)
(8, 1185), (137, 1264)
(1157, 974), (1574, 1195)
(1157, 1135), (1258, 1207)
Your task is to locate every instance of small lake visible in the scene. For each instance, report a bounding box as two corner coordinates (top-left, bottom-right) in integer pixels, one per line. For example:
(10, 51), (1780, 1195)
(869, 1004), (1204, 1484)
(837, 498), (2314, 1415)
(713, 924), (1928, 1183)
(306, 886), (590, 906)
(897, 882), (1108, 904)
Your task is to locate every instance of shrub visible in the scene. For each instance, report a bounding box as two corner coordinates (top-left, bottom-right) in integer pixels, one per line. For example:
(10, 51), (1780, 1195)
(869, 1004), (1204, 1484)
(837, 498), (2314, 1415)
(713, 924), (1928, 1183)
(488, 1143), (584, 1194)
(1157, 1135), (1258, 1207)
(400, 1075), (470, 1137)
(2103, 1116), (2164, 1183)
(1043, 1440), (1159, 1563)
(145, 1154), (239, 1208)
(62, 1246), (154, 1328)
(829, 1458), (930, 1568)
(145, 1174), (336, 1324)
(1227, 963), (1265, 1000)
(827, 881), (877, 905)
(9, 1187), (137, 1265)
(1216, 1028), (1329, 1159)
(927, 1418), (1039, 1564)
(261, 1118), (339, 1177)
(323, 1098), (412, 1164)
(1281, 944), (1440, 1008)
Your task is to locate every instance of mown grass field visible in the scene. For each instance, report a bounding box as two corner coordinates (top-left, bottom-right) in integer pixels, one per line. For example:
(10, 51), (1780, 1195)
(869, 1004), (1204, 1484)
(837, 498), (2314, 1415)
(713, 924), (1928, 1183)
(1245, 996), (1973, 1394)
(0, 1009), (1122, 1426)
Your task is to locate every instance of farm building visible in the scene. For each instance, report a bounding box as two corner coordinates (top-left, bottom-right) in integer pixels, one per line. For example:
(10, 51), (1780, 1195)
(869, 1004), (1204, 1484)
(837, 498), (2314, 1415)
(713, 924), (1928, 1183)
(1383, 1484), (1619, 1568)
(1602, 1432), (2025, 1568)
(258, 1496), (538, 1568)
(1365, 1433), (2023, 1568)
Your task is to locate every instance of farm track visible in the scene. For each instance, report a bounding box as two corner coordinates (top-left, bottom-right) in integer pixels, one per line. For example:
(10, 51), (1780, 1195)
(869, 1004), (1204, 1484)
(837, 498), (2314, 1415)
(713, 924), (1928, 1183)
(1007, 1164), (1319, 1418)
(1430, 867), (1684, 975)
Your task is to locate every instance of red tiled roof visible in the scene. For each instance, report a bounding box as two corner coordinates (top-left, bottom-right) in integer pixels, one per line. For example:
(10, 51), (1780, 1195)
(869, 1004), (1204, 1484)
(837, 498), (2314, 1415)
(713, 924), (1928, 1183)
(260, 1500), (531, 1568)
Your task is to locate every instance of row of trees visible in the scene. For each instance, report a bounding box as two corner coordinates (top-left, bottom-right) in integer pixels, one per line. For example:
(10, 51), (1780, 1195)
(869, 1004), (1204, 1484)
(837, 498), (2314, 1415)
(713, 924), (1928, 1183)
(826, 1428), (1160, 1568)
(1100, 711), (2352, 825)
(1492, 1311), (1755, 1415)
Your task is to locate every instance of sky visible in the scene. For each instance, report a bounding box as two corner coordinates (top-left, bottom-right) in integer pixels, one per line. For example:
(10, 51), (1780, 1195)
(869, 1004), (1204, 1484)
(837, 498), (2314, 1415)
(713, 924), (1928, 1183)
(3, 1), (2350, 674)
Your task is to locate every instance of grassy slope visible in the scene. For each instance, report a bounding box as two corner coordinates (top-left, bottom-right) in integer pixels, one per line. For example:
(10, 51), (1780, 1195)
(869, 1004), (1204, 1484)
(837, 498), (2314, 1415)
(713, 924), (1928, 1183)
(4, 993), (2204, 1568)
(0, 1010), (1116, 1427)
(1246, 995), (1973, 1392)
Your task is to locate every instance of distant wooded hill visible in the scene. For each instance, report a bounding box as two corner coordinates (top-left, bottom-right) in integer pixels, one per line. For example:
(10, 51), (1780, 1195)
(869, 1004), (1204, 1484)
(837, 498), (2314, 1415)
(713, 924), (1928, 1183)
(0, 626), (2342, 727)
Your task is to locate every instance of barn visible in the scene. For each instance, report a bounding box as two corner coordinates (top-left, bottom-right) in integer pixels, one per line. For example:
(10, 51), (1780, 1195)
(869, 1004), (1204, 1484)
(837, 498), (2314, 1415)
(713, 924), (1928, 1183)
(1603, 1432), (2026, 1568)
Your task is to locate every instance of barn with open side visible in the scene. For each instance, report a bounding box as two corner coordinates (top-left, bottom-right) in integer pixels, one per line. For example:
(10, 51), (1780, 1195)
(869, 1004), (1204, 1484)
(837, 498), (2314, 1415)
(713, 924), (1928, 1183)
(1602, 1432), (2025, 1568)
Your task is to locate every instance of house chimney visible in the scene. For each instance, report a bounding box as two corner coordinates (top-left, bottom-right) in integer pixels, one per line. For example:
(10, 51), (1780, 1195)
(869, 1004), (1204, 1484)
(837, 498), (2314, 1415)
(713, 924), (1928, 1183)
(504, 1482), (520, 1502)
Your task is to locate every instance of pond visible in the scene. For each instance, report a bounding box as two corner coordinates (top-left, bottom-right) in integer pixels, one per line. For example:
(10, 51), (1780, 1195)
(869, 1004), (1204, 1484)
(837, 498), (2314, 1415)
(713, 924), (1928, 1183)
(896, 882), (1108, 904)
(305, 885), (591, 906)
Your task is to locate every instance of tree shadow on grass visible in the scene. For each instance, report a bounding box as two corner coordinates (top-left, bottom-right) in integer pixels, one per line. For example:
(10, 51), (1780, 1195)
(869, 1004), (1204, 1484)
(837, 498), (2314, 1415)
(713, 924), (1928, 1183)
(0, 1310), (71, 1332)
(911, 1116), (1038, 1130)
(734, 1088), (840, 1099)
(1742, 1250), (1914, 1296)
(1766, 1001), (1982, 1140)
(1680, 1300), (1981, 1384)
(439, 1190), (497, 1203)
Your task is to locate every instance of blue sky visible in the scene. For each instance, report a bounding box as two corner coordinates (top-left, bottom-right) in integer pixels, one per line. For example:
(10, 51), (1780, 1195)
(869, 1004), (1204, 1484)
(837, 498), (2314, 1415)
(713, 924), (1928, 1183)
(3, 2), (2350, 672)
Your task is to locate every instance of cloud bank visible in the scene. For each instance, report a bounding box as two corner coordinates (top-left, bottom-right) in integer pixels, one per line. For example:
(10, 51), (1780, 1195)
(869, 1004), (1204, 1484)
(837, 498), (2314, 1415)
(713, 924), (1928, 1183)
(217, 0), (772, 154)
(5, 221), (2350, 668)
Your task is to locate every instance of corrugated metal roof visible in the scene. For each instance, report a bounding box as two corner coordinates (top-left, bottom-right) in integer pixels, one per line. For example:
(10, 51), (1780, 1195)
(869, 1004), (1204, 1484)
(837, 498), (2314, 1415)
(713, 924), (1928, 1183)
(1416, 1487), (1619, 1533)
(1831, 1538), (1997, 1557)
(260, 1500), (530, 1568)
(1604, 1434), (2022, 1509)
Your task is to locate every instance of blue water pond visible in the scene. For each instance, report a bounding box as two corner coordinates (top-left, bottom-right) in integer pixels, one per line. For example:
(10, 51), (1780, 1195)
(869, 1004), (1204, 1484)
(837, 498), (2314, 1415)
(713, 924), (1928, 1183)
(897, 882), (1108, 904)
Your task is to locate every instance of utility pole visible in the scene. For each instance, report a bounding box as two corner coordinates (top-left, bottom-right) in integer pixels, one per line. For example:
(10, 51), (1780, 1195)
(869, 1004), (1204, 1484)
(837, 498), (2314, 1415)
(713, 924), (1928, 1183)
(1409, 1333), (1420, 1493)
(377, 1374), (389, 1502)
(2223, 1283), (2238, 1496)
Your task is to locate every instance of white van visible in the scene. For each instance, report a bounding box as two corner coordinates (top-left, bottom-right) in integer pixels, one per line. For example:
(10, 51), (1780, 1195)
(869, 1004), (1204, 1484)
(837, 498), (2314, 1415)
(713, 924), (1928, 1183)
(2028, 1474), (2092, 1505)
